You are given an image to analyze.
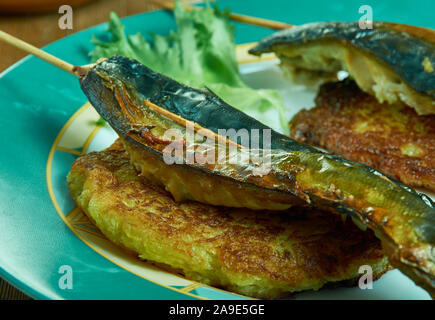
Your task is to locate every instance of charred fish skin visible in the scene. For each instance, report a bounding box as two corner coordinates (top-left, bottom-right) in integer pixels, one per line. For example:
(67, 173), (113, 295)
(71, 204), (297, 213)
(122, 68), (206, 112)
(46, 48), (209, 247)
(249, 21), (435, 115)
(249, 21), (435, 97)
(81, 56), (432, 208)
(82, 56), (316, 152)
(80, 56), (435, 297)
(80, 61), (308, 210)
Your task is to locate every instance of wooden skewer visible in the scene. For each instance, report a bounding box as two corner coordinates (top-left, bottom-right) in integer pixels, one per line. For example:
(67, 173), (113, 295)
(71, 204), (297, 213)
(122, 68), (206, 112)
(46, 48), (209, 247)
(0, 29), (246, 148)
(0, 1), (292, 75)
(0, 2), (291, 75)
(150, 0), (293, 30)
(0, 30), (77, 75)
(143, 99), (245, 150)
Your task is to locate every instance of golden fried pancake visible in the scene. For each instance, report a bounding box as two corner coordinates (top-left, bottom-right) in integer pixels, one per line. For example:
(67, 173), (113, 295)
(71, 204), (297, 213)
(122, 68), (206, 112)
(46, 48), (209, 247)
(67, 140), (390, 299)
(290, 80), (435, 192)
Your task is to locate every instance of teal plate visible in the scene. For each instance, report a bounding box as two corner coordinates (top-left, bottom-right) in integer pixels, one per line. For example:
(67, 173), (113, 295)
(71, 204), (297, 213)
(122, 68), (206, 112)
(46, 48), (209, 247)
(1, 0), (434, 300)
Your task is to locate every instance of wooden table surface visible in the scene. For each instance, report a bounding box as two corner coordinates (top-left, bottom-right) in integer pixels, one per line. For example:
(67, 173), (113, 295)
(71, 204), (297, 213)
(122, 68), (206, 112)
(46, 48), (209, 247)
(0, 0), (161, 72)
(0, 0), (165, 299)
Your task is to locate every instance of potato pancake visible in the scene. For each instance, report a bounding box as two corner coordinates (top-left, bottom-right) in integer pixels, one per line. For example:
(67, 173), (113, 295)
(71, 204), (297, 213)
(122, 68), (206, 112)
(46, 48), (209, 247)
(290, 80), (435, 192)
(67, 140), (389, 299)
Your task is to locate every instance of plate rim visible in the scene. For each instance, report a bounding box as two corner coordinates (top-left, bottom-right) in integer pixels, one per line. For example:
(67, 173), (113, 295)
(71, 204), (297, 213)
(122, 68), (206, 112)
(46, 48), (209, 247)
(0, 8), (176, 300)
(0, 12), (273, 298)
(43, 45), (276, 300)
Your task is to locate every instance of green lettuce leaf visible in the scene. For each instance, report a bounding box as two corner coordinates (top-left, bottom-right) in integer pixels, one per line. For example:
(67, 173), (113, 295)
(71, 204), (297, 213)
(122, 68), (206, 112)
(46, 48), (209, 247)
(89, 1), (288, 132)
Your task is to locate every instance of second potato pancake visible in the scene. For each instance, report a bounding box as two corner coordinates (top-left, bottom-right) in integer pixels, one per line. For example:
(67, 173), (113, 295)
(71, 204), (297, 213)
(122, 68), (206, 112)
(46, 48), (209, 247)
(290, 80), (435, 192)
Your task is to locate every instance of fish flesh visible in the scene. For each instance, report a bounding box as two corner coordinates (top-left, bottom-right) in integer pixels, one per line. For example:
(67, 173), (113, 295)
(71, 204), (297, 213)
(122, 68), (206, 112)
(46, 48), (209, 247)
(249, 21), (435, 116)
